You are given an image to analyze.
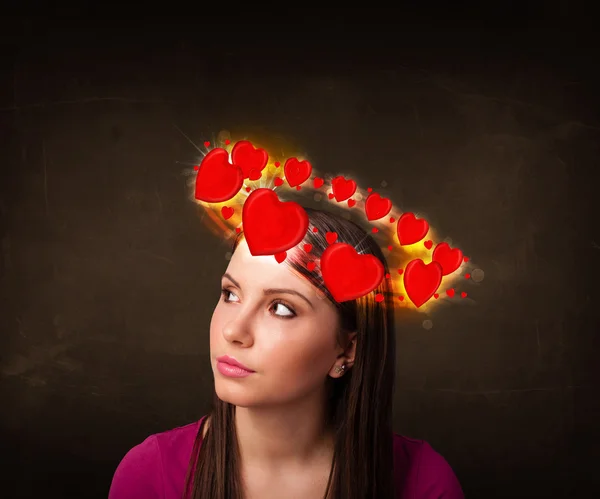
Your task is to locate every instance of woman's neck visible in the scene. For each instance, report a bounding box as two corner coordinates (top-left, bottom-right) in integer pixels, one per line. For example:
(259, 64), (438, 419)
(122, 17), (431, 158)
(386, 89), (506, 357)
(234, 391), (334, 470)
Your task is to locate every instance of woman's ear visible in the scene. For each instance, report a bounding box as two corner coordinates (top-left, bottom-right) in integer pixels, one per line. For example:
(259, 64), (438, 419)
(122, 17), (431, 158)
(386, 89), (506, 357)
(330, 332), (357, 378)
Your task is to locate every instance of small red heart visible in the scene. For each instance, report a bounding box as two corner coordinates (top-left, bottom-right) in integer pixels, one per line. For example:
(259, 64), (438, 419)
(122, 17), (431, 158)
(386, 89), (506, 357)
(274, 161), (280, 167)
(398, 296), (404, 301)
(235, 227), (241, 233)
(224, 139), (231, 145)
(231, 140), (268, 179)
(221, 206), (234, 220)
(348, 199), (356, 207)
(387, 245), (393, 251)
(424, 240), (433, 250)
(245, 187), (251, 192)
(461, 291), (468, 298)
(321, 243), (385, 302)
(331, 176), (357, 202)
(389, 217), (395, 223)
(204, 141), (210, 147)
(397, 212), (429, 245)
(307, 262), (316, 271)
(372, 227), (379, 233)
(284, 158), (312, 187)
(375, 293), (384, 302)
(312, 227), (318, 233)
(303, 244), (312, 252)
(365, 193), (392, 221)
(432, 242), (463, 276)
(434, 293), (439, 299)
(328, 193), (335, 199)
(326, 232), (338, 244)
(464, 256), (469, 262)
(385, 273), (390, 278)
(446, 288), (455, 297)
(194, 166), (199, 171)
(296, 185), (301, 191)
(248, 168), (262, 181)
(275, 251), (287, 263)
(397, 268), (403, 274)
(367, 187), (372, 192)
(313, 177), (324, 189)
(274, 177), (283, 187)
(403, 259), (443, 308)
(242, 188), (309, 256)
(465, 273), (471, 279)
(195, 148), (244, 203)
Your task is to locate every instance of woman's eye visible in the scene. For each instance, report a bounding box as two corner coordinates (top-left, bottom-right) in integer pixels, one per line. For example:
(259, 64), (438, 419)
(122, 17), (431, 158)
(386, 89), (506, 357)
(272, 302), (296, 318)
(221, 288), (239, 302)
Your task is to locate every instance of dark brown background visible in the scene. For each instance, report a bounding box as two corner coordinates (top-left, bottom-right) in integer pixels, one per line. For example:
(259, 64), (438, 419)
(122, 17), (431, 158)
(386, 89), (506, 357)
(1, 9), (598, 499)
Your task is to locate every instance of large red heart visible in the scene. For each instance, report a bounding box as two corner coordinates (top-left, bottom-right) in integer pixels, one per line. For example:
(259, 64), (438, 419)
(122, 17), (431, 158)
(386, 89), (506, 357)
(397, 212), (429, 245)
(231, 140), (268, 179)
(331, 176), (357, 202)
(284, 158), (312, 187)
(321, 243), (384, 302)
(365, 193), (392, 221)
(432, 242), (463, 276)
(242, 188), (309, 256)
(195, 148), (244, 203)
(403, 259), (442, 308)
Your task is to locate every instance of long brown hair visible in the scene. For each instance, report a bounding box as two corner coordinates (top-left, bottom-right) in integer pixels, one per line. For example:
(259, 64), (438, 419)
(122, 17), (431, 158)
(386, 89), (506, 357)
(184, 207), (397, 499)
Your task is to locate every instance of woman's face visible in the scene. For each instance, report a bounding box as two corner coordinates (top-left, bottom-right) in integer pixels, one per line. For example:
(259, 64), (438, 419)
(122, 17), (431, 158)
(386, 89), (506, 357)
(210, 238), (345, 408)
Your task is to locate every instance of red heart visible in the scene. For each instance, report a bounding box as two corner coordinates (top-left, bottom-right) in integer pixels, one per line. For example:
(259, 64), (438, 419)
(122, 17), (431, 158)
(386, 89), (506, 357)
(403, 259), (442, 308)
(221, 206), (234, 220)
(242, 188), (309, 256)
(365, 193), (392, 221)
(313, 177), (324, 189)
(248, 168), (262, 181)
(446, 288), (455, 297)
(328, 193), (335, 199)
(275, 251), (287, 263)
(424, 240), (433, 250)
(331, 176), (357, 202)
(195, 148), (244, 203)
(231, 140), (268, 179)
(303, 244), (312, 252)
(348, 199), (356, 207)
(321, 243), (384, 302)
(274, 177), (283, 187)
(204, 141), (210, 147)
(284, 158), (312, 187)
(397, 212), (429, 245)
(434, 293), (439, 299)
(326, 232), (338, 244)
(307, 262), (316, 271)
(375, 293), (384, 302)
(461, 291), (467, 298)
(432, 242), (463, 276)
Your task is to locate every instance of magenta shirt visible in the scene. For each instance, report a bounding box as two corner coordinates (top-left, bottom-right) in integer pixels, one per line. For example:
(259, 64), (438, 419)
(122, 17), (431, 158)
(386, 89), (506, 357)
(109, 417), (464, 498)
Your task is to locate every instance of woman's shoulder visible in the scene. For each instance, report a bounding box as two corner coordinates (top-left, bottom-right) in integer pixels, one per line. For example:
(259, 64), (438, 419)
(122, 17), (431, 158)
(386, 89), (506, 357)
(108, 418), (205, 499)
(392, 433), (464, 499)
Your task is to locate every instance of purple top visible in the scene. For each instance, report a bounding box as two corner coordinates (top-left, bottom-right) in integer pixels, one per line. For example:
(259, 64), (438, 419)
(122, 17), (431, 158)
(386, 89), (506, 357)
(109, 417), (464, 498)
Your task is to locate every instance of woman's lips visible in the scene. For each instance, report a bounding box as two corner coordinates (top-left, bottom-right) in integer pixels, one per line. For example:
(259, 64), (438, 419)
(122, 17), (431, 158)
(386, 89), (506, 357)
(216, 355), (255, 378)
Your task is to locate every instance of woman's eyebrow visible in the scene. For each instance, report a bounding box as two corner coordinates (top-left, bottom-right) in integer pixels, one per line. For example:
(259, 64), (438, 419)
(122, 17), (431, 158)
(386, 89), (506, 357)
(222, 273), (314, 309)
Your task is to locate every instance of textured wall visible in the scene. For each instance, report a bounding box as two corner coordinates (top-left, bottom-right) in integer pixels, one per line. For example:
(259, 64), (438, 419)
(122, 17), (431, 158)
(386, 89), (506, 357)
(1, 13), (598, 499)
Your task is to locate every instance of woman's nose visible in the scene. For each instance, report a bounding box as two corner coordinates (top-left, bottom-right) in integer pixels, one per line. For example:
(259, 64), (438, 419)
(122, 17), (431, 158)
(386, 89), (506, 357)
(222, 312), (254, 347)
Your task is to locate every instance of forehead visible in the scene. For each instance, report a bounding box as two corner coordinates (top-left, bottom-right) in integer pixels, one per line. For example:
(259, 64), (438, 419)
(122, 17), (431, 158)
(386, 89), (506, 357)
(225, 239), (314, 295)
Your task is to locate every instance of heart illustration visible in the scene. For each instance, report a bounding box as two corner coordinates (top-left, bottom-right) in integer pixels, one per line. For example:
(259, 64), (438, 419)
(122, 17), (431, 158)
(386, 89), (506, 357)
(248, 168), (262, 181)
(424, 240), (433, 250)
(275, 251), (287, 263)
(221, 206), (234, 220)
(242, 188), (309, 256)
(348, 199), (356, 207)
(446, 288), (455, 297)
(274, 177), (283, 187)
(303, 244), (313, 252)
(326, 232), (338, 244)
(307, 261), (316, 271)
(332, 176), (357, 202)
(365, 193), (392, 221)
(320, 243), (385, 302)
(403, 259), (442, 308)
(397, 212), (429, 246)
(231, 140), (268, 179)
(284, 158), (312, 187)
(432, 242), (463, 276)
(195, 148), (244, 203)
(313, 177), (324, 189)
(328, 193), (335, 199)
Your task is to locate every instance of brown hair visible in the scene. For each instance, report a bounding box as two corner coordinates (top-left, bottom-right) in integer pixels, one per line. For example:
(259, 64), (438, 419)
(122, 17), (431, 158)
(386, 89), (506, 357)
(184, 207), (397, 498)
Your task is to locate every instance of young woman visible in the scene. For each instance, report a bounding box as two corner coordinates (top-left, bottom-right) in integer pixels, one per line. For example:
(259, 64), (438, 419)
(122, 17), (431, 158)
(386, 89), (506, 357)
(109, 207), (464, 499)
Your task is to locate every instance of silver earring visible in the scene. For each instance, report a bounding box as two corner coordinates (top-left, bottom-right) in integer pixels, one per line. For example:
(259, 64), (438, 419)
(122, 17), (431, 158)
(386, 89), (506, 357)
(334, 364), (346, 375)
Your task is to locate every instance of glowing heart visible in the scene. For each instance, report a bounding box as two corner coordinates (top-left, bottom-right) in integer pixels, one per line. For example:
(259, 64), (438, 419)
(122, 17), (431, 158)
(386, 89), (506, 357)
(403, 259), (442, 308)
(231, 140), (268, 179)
(424, 240), (433, 250)
(365, 193), (392, 221)
(321, 243), (384, 302)
(332, 176), (357, 202)
(221, 206), (234, 220)
(284, 158), (312, 187)
(432, 242), (463, 276)
(326, 232), (338, 244)
(195, 148), (244, 203)
(242, 188), (309, 256)
(313, 177), (324, 189)
(397, 212), (429, 246)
